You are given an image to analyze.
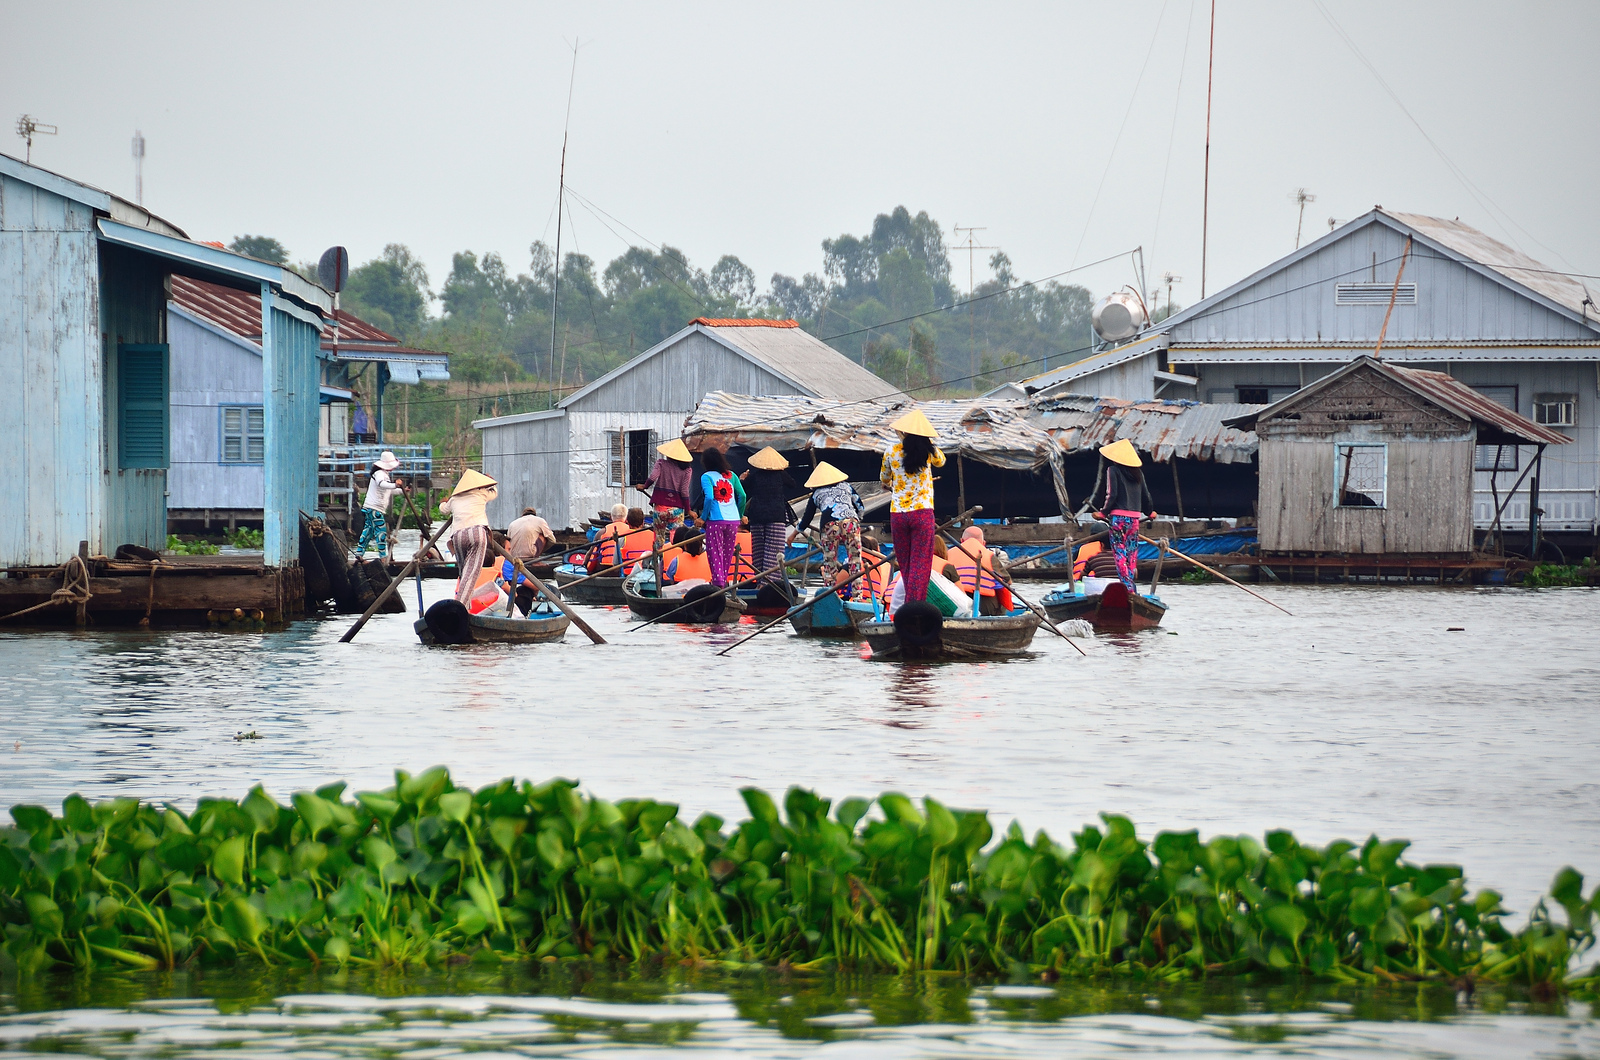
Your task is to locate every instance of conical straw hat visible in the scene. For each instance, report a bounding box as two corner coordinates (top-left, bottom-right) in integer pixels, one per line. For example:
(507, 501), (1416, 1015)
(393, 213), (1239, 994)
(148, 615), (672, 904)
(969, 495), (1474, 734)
(804, 461), (849, 488)
(1099, 438), (1142, 467)
(451, 468), (499, 496)
(748, 446), (789, 471)
(657, 438), (692, 462)
(890, 408), (939, 438)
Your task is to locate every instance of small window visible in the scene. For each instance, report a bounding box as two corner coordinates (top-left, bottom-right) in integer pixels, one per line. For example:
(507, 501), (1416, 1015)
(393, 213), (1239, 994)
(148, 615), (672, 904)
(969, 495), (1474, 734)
(1336, 282), (1417, 305)
(627, 429), (657, 486)
(1335, 443), (1386, 508)
(1236, 385), (1299, 405)
(221, 406), (265, 464)
(605, 430), (625, 487)
(1475, 443), (1518, 472)
(1533, 393), (1575, 427)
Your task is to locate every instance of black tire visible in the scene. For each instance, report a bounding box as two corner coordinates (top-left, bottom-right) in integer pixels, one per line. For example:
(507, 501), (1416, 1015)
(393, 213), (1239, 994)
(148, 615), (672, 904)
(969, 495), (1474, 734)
(298, 519), (331, 603)
(424, 599), (475, 644)
(362, 559), (406, 613)
(314, 530), (358, 612)
(115, 543), (160, 562)
(893, 600), (944, 655)
(681, 584), (727, 623)
(754, 581), (795, 612)
(514, 583), (537, 616)
(350, 561), (378, 612)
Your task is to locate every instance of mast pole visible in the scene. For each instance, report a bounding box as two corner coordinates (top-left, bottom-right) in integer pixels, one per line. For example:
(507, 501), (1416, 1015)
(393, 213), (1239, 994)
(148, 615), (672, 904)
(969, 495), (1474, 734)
(1200, 0), (1216, 299)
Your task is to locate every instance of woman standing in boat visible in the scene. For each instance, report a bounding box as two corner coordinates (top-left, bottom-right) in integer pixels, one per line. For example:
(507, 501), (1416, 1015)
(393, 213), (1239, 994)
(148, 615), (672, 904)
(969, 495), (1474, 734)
(698, 447), (746, 587)
(635, 438), (696, 553)
(1088, 439), (1156, 592)
(741, 447), (799, 590)
(879, 410), (945, 603)
(792, 461), (866, 598)
(440, 469), (498, 605)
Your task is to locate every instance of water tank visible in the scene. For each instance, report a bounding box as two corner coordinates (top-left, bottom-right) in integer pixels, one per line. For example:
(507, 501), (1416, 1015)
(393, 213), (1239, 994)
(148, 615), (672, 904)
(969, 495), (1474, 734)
(1091, 292), (1147, 343)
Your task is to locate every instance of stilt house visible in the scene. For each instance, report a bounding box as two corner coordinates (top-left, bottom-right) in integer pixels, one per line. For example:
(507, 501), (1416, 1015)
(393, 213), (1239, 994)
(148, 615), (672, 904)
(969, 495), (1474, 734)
(1227, 356), (1569, 556)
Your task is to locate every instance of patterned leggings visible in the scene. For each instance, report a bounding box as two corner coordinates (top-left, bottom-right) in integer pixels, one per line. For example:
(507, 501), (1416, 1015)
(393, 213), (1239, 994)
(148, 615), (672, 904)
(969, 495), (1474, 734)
(355, 510), (389, 556)
(449, 525), (491, 604)
(652, 506), (684, 551)
(890, 509), (936, 602)
(749, 523), (787, 585)
(820, 518), (863, 597)
(704, 520), (740, 587)
(1108, 515), (1141, 591)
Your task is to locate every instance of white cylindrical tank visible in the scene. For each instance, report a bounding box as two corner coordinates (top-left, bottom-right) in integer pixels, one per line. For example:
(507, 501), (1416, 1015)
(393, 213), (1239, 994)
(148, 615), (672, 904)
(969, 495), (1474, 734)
(1091, 292), (1147, 343)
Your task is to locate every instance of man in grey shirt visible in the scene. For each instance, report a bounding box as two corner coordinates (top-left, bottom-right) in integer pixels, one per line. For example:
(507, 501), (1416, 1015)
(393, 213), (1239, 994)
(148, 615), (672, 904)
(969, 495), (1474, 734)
(506, 507), (555, 561)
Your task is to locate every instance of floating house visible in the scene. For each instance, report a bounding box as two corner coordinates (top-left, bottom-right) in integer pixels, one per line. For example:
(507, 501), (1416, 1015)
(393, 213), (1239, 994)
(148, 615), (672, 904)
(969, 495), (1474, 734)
(1018, 208), (1600, 538)
(474, 318), (899, 529)
(1226, 356), (1570, 556)
(0, 153), (329, 572)
(165, 276), (449, 531)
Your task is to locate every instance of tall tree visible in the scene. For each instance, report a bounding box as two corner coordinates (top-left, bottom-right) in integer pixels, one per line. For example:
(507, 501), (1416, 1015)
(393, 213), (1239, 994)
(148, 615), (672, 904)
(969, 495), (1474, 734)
(343, 244), (432, 338)
(228, 235), (288, 264)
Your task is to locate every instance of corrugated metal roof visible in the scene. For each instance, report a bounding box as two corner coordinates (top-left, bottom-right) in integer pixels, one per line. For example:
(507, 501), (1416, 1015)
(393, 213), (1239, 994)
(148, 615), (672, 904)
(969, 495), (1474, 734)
(703, 324), (903, 403)
(683, 391), (1261, 467)
(169, 276), (444, 357)
(690, 317), (798, 328)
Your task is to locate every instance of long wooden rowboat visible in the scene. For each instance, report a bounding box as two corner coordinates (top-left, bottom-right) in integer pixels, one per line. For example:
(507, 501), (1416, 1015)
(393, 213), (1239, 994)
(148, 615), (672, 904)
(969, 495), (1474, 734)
(553, 563), (625, 605)
(845, 601), (1041, 660)
(622, 574), (746, 624)
(1040, 581), (1168, 631)
(414, 606), (570, 645)
(788, 588), (859, 636)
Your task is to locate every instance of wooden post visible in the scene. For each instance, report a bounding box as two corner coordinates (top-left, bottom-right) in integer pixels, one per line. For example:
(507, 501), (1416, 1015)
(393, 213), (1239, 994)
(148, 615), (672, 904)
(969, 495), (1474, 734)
(1529, 444), (1545, 560)
(75, 540), (89, 627)
(957, 455), (968, 529)
(1170, 460), (1186, 522)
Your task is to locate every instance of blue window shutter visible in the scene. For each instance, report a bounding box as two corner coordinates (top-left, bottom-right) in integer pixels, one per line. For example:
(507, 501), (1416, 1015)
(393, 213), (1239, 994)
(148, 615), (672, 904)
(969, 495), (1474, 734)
(118, 344), (169, 469)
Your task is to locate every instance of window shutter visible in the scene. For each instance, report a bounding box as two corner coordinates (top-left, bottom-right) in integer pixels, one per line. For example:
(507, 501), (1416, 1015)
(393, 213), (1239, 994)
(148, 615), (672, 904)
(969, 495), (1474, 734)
(119, 344), (168, 469)
(246, 407), (266, 462)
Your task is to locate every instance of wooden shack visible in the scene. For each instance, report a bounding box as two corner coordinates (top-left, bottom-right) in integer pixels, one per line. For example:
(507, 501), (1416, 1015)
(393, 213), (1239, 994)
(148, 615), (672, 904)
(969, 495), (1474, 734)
(1231, 357), (1569, 556)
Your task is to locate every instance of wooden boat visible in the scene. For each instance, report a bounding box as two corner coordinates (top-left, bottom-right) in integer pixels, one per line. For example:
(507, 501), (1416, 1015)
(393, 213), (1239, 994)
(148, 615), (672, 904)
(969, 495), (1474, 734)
(1040, 581), (1168, 630)
(844, 601), (1042, 660)
(553, 562), (625, 606)
(414, 603), (570, 645)
(737, 579), (799, 618)
(622, 572), (745, 624)
(788, 588), (858, 636)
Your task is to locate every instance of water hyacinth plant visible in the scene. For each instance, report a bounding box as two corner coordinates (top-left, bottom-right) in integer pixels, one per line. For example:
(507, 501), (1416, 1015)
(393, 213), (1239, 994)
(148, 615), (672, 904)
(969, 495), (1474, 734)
(2, 771), (1596, 994)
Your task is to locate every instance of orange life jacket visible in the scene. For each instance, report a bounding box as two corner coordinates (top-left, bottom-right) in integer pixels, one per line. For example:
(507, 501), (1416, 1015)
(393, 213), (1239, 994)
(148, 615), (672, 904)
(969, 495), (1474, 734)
(859, 549), (891, 601)
(950, 540), (999, 597)
(601, 520), (632, 565)
(732, 530), (756, 581)
(619, 526), (653, 565)
(1072, 540), (1105, 580)
(664, 548), (712, 583)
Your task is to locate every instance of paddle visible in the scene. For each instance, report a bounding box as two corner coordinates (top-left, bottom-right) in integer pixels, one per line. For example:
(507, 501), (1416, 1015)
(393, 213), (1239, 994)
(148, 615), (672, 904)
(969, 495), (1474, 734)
(624, 539), (829, 632)
(341, 516), (455, 643)
(715, 507), (983, 656)
(485, 538), (608, 644)
(556, 529), (708, 591)
(942, 532), (1086, 657)
(1138, 534), (1292, 616)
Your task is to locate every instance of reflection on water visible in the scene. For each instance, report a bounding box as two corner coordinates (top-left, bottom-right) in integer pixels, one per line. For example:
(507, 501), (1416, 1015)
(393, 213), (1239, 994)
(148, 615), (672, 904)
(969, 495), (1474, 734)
(1, 968), (1596, 1059)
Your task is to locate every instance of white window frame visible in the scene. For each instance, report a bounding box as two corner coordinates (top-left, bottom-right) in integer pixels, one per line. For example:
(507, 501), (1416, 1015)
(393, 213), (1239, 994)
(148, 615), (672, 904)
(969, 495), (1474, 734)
(1334, 442), (1387, 509)
(220, 404), (265, 465)
(1533, 393), (1576, 427)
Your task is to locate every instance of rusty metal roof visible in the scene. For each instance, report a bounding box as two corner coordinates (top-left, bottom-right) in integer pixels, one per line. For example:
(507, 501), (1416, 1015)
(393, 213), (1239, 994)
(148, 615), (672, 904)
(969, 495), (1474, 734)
(169, 276), (423, 350)
(683, 391), (1262, 468)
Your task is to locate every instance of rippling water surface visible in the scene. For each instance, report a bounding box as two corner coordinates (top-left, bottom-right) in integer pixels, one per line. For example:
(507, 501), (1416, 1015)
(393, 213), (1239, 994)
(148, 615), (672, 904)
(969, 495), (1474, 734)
(3, 570), (1599, 1056)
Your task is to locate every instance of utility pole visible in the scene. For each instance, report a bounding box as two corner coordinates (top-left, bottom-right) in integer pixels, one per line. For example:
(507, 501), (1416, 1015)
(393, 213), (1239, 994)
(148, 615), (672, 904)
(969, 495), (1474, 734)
(1200, 0), (1216, 299)
(1291, 188), (1316, 249)
(132, 130), (145, 205)
(548, 41), (580, 382)
(951, 224), (998, 387)
(15, 115), (56, 163)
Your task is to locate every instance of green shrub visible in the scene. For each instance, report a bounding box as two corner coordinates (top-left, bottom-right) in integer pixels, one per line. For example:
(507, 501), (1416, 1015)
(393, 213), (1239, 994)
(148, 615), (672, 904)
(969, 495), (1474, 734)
(1523, 558), (1595, 588)
(225, 527), (265, 550)
(164, 535), (219, 556)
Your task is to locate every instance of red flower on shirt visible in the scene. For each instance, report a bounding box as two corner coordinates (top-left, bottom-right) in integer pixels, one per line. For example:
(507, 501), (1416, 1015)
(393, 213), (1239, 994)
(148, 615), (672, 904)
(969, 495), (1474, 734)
(712, 475), (733, 503)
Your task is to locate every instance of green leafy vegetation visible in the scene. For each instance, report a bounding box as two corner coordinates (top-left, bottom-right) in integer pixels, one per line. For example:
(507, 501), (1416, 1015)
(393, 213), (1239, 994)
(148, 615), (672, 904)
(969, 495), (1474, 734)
(164, 535), (219, 556)
(3, 773), (1595, 995)
(1522, 558), (1595, 588)
(225, 527), (265, 550)
(1179, 568), (1214, 584)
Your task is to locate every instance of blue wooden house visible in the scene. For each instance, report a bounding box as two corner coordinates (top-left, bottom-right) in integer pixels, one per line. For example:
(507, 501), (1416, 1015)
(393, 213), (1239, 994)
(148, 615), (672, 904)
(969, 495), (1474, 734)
(0, 152), (331, 568)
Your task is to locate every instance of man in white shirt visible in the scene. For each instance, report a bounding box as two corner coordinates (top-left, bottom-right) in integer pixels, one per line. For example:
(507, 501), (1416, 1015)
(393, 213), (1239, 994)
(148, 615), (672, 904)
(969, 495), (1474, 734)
(506, 507), (555, 561)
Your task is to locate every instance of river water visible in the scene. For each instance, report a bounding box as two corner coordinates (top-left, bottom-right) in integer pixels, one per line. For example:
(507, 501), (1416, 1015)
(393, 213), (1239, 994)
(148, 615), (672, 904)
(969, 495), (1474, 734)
(3, 570), (1599, 1056)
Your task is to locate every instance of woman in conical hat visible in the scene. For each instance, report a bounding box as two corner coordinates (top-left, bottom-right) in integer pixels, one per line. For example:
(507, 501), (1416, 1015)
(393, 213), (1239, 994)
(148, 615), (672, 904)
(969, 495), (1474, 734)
(740, 447), (799, 592)
(636, 437), (696, 552)
(792, 461), (869, 600)
(880, 408), (946, 603)
(440, 469), (500, 605)
(1088, 439), (1156, 593)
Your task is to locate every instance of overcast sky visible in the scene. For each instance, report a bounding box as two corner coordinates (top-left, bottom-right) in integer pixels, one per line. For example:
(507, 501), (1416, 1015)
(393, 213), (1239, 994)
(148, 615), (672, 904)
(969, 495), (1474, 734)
(5, 1), (1596, 315)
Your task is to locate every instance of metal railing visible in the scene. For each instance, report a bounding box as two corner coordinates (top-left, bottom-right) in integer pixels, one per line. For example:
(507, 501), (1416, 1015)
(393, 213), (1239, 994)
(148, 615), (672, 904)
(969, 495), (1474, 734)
(318, 444), (433, 518)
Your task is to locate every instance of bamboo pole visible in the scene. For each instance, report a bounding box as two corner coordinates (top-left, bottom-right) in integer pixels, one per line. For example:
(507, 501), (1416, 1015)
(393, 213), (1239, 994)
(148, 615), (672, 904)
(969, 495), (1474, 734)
(1138, 534), (1292, 615)
(486, 537), (607, 645)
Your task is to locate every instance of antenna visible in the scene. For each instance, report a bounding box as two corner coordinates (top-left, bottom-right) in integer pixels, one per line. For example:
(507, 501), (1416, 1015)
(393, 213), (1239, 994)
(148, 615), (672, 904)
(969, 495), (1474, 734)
(131, 130), (145, 205)
(951, 224), (998, 385)
(548, 40), (581, 387)
(1200, 0), (1216, 298)
(1290, 187), (1317, 249)
(1159, 271), (1183, 319)
(15, 115), (57, 164)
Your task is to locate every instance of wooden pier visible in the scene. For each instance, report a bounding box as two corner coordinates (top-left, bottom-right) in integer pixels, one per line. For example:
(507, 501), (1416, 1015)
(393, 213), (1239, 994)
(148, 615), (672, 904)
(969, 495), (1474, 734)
(0, 551), (304, 627)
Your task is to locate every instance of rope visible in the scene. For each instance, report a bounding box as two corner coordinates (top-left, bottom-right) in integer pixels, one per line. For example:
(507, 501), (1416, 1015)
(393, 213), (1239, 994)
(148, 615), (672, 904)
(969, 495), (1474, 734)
(1, 555), (94, 622)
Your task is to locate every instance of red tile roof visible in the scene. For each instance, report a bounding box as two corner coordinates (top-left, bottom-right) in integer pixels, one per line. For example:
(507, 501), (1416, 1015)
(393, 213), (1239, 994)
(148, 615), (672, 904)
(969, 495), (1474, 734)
(690, 317), (798, 329)
(168, 275), (425, 350)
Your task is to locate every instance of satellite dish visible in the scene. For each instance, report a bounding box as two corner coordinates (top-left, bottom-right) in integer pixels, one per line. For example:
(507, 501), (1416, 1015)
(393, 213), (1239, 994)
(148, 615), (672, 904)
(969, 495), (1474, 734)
(317, 246), (350, 293)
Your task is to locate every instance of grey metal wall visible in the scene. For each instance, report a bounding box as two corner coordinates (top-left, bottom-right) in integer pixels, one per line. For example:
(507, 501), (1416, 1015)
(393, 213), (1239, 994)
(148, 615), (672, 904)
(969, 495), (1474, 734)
(566, 332), (810, 414)
(482, 413), (570, 530)
(168, 309), (265, 511)
(568, 410), (693, 531)
(98, 242), (169, 557)
(1258, 437), (1474, 553)
(1068, 351), (1158, 401)
(1168, 219), (1593, 345)
(0, 173), (107, 565)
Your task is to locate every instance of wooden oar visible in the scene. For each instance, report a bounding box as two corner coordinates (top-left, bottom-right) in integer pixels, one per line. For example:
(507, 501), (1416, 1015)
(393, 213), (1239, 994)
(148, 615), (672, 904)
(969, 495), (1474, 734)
(625, 539), (829, 632)
(555, 529), (708, 591)
(486, 538), (608, 644)
(1138, 534), (1292, 616)
(341, 516), (455, 643)
(941, 532), (1087, 657)
(716, 507), (983, 656)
